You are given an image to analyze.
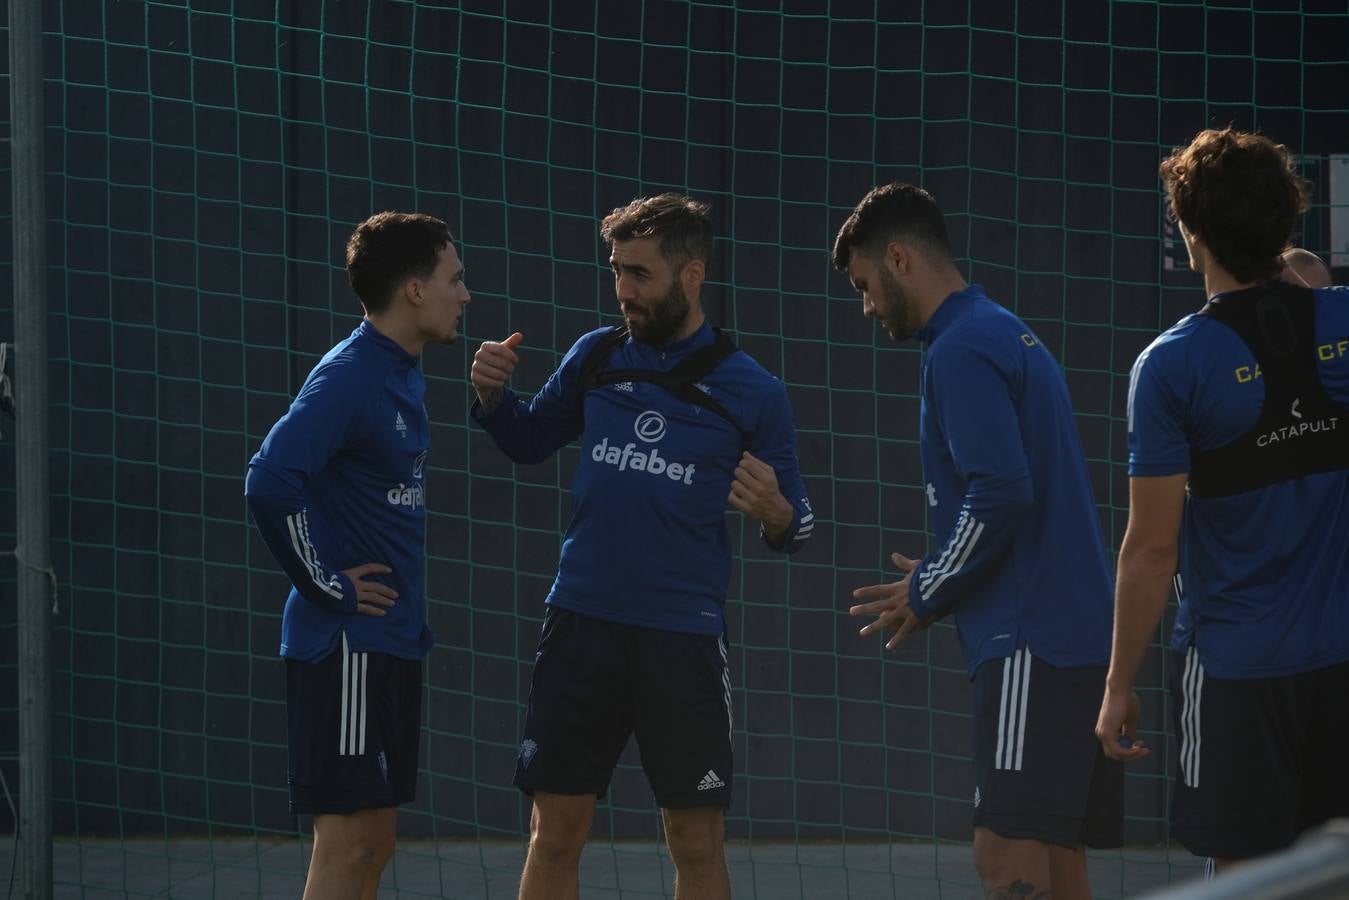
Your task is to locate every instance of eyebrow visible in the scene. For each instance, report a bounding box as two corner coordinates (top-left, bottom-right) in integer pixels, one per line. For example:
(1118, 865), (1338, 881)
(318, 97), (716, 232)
(610, 259), (653, 277)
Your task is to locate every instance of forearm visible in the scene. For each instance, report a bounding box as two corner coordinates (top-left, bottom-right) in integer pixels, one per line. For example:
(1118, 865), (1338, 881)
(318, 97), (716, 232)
(244, 470), (353, 613)
(470, 390), (573, 465)
(758, 493), (797, 550)
(1106, 542), (1177, 692)
(909, 476), (1031, 619)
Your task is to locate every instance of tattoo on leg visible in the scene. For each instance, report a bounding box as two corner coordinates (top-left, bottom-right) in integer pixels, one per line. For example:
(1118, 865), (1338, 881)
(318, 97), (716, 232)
(984, 880), (1051, 900)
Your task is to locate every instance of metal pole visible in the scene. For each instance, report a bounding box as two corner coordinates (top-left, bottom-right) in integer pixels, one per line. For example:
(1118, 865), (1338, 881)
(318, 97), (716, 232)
(1136, 821), (1349, 900)
(10, 0), (51, 896)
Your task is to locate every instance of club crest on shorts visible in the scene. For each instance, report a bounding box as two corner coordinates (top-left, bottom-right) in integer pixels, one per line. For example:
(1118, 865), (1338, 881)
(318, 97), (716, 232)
(519, 738), (538, 768)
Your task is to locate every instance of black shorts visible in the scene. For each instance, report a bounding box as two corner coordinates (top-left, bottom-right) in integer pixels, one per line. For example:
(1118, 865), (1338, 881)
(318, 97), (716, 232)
(1170, 648), (1349, 859)
(514, 606), (733, 809)
(972, 648), (1123, 849)
(285, 633), (423, 815)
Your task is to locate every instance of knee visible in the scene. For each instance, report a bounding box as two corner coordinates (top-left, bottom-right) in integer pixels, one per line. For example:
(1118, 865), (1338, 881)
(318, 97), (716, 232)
(664, 814), (725, 871)
(528, 808), (588, 867)
(314, 829), (382, 874)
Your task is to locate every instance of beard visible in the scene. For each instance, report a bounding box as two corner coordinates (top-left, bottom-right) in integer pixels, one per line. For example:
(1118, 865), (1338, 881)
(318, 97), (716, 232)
(625, 278), (691, 346)
(874, 264), (916, 342)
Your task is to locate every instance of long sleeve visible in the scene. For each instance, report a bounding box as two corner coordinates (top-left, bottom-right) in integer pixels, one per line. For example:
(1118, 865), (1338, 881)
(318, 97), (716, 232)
(908, 341), (1033, 621)
(245, 363), (369, 614)
(750, 377), (813, 553)
(470, 335), (593, 464)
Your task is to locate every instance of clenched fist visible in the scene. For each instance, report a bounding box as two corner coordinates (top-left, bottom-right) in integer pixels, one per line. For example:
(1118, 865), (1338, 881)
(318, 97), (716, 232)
(471, 332), (524, 413)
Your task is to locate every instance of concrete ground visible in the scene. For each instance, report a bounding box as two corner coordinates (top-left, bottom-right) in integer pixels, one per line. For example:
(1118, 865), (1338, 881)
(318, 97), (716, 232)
(1, 837), (1208, 898)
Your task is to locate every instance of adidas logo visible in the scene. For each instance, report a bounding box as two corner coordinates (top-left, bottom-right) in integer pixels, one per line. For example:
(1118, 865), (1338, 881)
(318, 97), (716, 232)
(395, 411), (407, 436)
(696, 769), (725, 792)
(612, 381), (634, 392)
(974, 786), (982, 808)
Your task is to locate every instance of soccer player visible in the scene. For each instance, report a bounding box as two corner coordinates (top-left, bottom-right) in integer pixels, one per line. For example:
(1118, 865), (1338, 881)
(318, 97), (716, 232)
(1282, 246), (1333, 288)
(1097, 128), (1349, 869)
(245, 212), (470, 900)
(470, 193), (812, 900)
(835, 183), (1122, 900)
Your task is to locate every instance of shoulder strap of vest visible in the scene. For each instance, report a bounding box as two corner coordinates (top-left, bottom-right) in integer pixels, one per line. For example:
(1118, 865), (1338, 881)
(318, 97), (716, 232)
(575, 325), (631, 396)
(579, 327), (750, 447)
(597, 328), (739, 391)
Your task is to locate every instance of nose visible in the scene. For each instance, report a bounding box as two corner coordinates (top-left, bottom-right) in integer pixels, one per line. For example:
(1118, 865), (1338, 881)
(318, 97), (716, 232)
(862, 294), (875, 316)
(615, 273), (638, 302)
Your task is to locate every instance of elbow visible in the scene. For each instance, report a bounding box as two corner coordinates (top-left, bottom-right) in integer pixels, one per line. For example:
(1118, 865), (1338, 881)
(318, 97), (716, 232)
(1118, 537), (1178, 578)
(997, 476), (1034, 524)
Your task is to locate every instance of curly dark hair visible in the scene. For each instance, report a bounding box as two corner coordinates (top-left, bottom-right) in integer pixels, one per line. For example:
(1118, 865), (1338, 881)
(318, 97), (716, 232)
(600, 193), (714, 269)
(345, 212), (453, 313)
(831, 182), (952, 271)
(1160, 128), (1311, 284)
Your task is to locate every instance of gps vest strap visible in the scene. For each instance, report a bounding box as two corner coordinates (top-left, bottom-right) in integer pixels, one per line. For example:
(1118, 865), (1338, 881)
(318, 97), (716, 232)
(577, 325), (749, 447)
(1189, 282), (1349, 498)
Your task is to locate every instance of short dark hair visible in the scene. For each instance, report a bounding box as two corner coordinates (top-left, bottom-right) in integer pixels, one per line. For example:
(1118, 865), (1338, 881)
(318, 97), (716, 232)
(345, 212), (453, 313)
(600, 193), (714, 269)
(1160, 128), (1311, 284)
(832, 182), (952, 271)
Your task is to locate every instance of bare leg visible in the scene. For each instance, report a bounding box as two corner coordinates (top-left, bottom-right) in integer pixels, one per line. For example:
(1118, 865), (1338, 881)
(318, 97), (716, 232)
(304, 807), (398, 900)
(662, 806), (730, 900)
(973, 826), (1054, 899)
(1047, 843), (1091, 900)
(518, 792), (597, 900)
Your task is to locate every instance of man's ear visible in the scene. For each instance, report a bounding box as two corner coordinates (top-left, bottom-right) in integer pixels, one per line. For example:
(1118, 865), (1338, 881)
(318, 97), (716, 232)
(885, 240), (911, 276)
(681, 257), (705, 293)
(402, 276), (423, 308)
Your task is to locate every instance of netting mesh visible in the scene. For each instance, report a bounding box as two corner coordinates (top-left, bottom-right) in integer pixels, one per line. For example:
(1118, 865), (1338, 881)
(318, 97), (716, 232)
(0, 1), (1346, 896)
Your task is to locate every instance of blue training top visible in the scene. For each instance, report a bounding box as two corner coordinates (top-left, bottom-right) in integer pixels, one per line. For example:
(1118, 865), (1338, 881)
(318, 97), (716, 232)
(1128, 284), (1349, 679)
(909, 285), (1114, 677)
(245, 320), (435, 663)
(471, 320), (812, 635)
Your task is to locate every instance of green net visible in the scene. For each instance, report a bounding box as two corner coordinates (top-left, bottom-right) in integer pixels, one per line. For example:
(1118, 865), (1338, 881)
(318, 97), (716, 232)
(2, 0), (1346, 897)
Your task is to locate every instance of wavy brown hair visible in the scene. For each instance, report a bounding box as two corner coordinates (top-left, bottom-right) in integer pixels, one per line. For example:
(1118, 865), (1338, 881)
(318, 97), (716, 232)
(600, 193), (714, 269)
(1160, 128), (1311, 284)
